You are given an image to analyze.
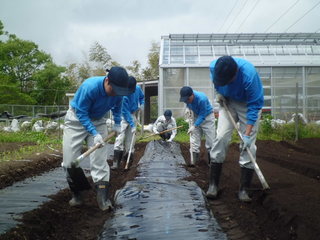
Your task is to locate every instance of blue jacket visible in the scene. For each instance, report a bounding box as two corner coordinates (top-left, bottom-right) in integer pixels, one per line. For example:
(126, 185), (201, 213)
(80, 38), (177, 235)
(71, 76), (122, 136)
(122, 85), (145, 127)
(186, 90), (213, 127)
(209, 57), (264, 125)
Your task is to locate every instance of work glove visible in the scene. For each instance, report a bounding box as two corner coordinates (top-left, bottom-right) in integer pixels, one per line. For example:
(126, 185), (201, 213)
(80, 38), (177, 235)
(216, 94), (227, 106)
(154, 129), (160, 134)
(139, 104), (144, 112)
(242, 135), (252, 151)
(93, 134), (105, 148)
(112, 124), (121, 134)
(187, 125), (196, 134)
(131, 126), (136, 134)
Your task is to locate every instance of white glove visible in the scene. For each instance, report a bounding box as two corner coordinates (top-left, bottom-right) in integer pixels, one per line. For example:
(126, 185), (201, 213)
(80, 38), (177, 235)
(154, 130), (160, 134)
(241, 135), (252, 151)
(131, 126), (136, 134)
(112, 124), (121, 133)
(140, 104), (144, 112)
(93, 134), (105, 147)
(187, 125), (195, 134)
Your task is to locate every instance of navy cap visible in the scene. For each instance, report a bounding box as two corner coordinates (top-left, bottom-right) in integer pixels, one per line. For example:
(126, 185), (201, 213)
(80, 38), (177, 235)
(128, 76), (137, 94)
(179, 86), (193, 102)
(164, 109), (172, 118)
(107, 66), (130, 96)
(213, 56), (238, 86)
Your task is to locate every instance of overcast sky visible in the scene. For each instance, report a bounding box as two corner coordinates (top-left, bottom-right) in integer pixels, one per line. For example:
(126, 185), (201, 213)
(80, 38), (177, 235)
(1, 0), (319, 68)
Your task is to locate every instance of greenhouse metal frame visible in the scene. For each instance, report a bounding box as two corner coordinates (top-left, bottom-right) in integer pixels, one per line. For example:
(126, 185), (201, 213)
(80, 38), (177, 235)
(159, 33), (320, 121)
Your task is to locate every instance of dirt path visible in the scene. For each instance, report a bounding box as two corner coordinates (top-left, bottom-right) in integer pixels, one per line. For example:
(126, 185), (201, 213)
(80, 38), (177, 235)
(0, 139), (319, 240)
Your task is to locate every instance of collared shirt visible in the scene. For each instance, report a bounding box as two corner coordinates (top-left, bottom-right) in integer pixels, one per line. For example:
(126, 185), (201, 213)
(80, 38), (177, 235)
(71, 76), (122, 136)
(209, 57), (264, 125)
(186, 91), (213, 127)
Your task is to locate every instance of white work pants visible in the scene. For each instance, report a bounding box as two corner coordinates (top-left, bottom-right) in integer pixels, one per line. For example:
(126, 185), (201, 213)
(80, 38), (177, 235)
(114, 114), (136, 153)
(190, 112), (216, 153)
(62, 108), (110, 183)
(210, 100), (261, 168)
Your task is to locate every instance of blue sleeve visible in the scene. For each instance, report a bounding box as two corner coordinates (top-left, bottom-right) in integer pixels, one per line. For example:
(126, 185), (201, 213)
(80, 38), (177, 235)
(122, 97), (134, 127)
(111, 98), (123, 125)
(245, 73), (264, 125)
(73, 88), (98, 136)
(194, 99), (208, 127)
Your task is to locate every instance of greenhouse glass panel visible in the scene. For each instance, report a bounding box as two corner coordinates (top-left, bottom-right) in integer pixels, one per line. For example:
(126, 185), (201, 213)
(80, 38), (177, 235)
(213, 46), (227, 56)
(171, 56), (184, 64)
(189, 68), (211, 87)
(185, 55), (198, 64)
(163, 68), (185, 87)
(228, 46), (242, 56)
(199, 46), (212, 55)
(163, 88), (185, 109)
(192, 87), (214, 106)
(306, 67), (320, 120)
(256, 67), (271, 109)
(272, 67), (303, 120)
(171, 46), (183, 55)
(185, 46), (198, 55)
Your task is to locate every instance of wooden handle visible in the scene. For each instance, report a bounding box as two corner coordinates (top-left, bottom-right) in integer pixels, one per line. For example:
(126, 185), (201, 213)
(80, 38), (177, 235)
(141, 125), (183, 139)
(76, 131), (116, 161)
(222, 101), (270, 190)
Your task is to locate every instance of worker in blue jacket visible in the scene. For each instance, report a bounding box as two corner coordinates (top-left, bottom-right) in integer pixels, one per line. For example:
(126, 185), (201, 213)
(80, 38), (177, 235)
(207, 56), (264, 202)
(179, 86), (216, 167)
(112, 77), (145, 169)
(62, 66), (135, 211)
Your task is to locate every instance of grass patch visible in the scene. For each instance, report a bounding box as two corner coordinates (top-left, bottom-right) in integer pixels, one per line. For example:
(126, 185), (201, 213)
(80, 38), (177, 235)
(0, 131), (62, 162)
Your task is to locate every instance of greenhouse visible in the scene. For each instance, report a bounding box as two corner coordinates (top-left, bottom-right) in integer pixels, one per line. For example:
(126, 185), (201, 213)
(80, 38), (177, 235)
(159, 33), (320, 121)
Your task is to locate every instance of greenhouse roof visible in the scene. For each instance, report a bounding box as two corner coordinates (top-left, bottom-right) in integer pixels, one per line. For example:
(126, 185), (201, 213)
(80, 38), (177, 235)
(160, 33), (320, 67)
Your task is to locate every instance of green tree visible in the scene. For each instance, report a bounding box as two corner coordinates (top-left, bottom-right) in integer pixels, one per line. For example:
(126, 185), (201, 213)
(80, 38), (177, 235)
(142, 41), (159, 80)
(31, 63), (72, 105)
(0, 35), (51, 92)
(127, 60), (142, 81)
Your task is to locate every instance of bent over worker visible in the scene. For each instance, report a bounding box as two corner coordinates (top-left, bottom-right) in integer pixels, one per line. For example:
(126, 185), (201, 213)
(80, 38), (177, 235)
(153, 109), (177, 142)
(207, 56), (264, 202)
(62, 66), (135, 211)
(112, 77), (145, 169)
(179, 86), (216, 166)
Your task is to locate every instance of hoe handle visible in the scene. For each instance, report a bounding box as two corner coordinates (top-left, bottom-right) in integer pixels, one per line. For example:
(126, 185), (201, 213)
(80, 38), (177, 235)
(74, 131), (116, 165)
(222, 101), (270, 190)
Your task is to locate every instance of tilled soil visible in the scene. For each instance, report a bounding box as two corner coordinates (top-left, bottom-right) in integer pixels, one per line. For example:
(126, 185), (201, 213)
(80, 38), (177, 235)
(0, 139), (319, 240)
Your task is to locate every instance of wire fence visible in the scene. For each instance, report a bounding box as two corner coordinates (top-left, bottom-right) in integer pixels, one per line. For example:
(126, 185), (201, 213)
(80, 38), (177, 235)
(0, 104), (69, 119)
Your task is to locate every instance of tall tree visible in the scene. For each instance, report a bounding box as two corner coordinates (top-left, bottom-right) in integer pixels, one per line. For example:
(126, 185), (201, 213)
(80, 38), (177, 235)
(0, 34), (51, 92)
(142, 41), (160, 80)
(127, 60), (142, 81)
(31, 63), (72, 105)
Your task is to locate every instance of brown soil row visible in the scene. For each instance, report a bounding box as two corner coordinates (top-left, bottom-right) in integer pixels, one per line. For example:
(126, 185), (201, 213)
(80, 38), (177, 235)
(0, 139), (319, 240)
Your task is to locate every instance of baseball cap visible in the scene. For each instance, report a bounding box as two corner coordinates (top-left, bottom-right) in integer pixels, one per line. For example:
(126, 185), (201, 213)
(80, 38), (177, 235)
(128, 76), (137, 94)
(213, 56), (238, 86)
(179, 86), (193, 102)
(107, 66), (130, 96)
(164, 110), (172, 120)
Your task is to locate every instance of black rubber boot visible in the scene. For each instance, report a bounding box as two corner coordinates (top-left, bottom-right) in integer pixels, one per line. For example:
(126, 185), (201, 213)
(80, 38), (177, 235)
(206, 163), (222, 199)
(207, 151), (211, 165)
(190, 152), (199, 167)
(66, 167), (91, 207)
(238, 167), (254, 202)
(111, 150), (123, 170)
(95, 181), (113, 211)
